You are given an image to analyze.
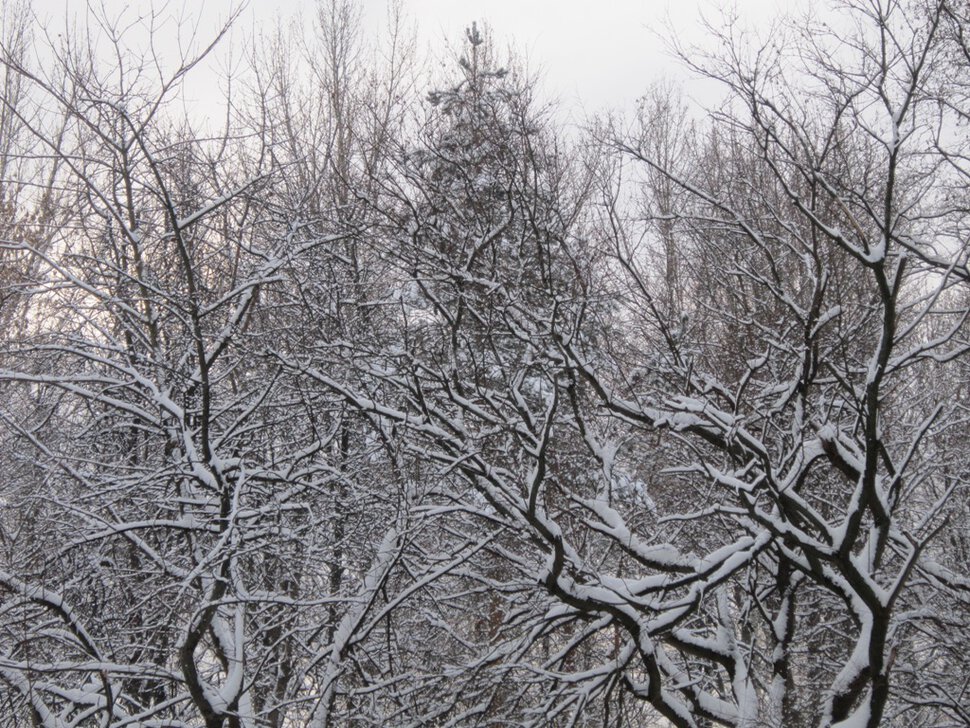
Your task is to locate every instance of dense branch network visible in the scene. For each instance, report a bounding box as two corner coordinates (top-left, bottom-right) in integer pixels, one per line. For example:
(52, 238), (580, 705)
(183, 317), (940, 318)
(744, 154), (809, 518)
(0, 1), (967, 727)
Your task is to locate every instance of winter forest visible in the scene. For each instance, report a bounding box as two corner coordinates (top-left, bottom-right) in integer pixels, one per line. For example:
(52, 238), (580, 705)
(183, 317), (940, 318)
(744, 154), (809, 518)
(0, 0), (969, 726)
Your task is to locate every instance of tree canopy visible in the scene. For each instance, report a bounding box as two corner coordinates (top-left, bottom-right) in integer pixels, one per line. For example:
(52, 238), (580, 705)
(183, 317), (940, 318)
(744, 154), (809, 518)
(0, 1), (969, 726)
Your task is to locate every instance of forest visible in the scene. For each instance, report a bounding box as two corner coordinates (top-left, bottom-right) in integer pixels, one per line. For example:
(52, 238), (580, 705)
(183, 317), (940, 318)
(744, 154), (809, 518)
(0, 0), (969, 726)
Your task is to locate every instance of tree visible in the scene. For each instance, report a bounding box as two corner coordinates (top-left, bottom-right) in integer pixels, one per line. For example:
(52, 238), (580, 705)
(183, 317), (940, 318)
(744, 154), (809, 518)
(1, 1), (969, 727)
(587, 1), (970, 724)
(316, 2), (970, 726)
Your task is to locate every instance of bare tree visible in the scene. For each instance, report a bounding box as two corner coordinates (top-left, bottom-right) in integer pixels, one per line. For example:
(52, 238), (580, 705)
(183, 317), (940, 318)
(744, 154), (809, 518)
(312, 2), (970, 726)
(1, 1), (969, 727)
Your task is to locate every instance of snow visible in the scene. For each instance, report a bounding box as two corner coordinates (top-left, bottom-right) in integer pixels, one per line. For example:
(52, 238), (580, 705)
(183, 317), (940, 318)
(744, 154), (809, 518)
(309, 529), (401, 728)
(831, 701), (871, 728)
(581, 497), (695, 570)
(170, 177), (262, 232)
(810, 305), (842, 337)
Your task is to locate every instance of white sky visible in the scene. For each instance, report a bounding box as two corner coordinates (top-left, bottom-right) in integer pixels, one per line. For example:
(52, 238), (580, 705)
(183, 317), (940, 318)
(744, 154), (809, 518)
(253, 0), (787, 116)
(372, 0), (785, 114)
(31, 0), (790, 121)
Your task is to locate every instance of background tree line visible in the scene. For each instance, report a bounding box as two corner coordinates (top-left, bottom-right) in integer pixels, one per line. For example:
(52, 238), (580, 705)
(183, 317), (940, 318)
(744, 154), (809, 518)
(0, 0), (968, 726)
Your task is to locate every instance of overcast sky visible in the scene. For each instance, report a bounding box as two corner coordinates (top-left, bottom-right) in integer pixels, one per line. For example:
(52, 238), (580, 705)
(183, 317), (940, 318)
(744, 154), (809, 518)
(37, 0), (790, 121)
(254, 0), (787, 116)
(347, 0), (753, 113)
